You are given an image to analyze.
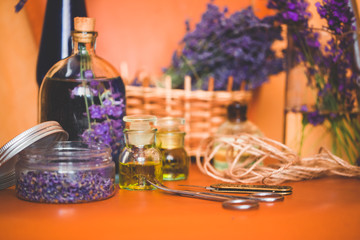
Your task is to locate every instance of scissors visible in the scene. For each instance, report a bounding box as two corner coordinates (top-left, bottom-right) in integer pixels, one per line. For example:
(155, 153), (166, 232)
(147, 179), (284, 210)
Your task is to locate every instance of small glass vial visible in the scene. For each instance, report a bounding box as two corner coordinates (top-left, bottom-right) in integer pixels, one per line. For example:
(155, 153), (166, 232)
(119, 115), (162, 190)
(214, 102), (263, 170)
(156, 117), (189, 181)
(15, 142), (115, 204)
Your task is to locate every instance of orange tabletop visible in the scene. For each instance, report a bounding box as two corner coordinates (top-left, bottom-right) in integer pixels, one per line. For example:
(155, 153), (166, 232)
(1, 163), (360, 240)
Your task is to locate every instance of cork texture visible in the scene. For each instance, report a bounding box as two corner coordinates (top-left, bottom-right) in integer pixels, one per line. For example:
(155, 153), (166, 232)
(74, 17), (95, 32)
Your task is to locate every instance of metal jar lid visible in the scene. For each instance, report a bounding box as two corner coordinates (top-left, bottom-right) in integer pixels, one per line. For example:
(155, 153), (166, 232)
(0, 121), (68, 190)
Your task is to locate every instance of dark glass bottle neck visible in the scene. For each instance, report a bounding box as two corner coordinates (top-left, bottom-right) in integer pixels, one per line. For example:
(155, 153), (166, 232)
(72, 31), (97, 55)
(36, 0), (87, 87)
(227, 102), (248, 123)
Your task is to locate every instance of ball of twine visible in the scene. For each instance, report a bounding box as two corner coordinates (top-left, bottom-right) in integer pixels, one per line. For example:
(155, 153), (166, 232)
(195, 134), (360, 185)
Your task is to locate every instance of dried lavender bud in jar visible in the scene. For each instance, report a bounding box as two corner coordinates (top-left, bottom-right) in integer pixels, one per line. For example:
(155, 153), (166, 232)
(16, 170), (115, 203)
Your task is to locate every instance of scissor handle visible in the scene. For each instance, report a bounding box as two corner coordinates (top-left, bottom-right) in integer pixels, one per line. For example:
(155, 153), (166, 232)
(248, 192), (284, 202)
(222, 199), (259, 210)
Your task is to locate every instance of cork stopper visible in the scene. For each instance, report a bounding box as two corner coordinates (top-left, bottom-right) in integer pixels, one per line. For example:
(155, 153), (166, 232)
(74, 17), (95, 32)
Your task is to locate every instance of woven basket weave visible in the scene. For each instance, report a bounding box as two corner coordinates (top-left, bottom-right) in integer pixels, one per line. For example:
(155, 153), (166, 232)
(125, 76), (252, 156)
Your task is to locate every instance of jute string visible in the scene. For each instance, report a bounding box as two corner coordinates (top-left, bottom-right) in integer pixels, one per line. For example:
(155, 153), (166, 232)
(196, 134), (360, 185)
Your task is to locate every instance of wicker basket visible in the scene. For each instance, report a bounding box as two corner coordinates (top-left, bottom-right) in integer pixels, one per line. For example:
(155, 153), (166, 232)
(125, 76), (252, 156)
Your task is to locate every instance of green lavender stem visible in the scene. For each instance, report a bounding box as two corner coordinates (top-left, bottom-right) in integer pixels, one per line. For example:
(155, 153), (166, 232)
(301, 113), (360, 164)
(79, 44), (91, 129)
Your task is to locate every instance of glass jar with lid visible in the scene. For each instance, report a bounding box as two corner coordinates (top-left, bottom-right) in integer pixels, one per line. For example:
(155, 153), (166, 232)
(15, 141), (115, 203)
(156, 117), (189, 181)
(38, 17), (126, 167)
(119, 115), (162, 190)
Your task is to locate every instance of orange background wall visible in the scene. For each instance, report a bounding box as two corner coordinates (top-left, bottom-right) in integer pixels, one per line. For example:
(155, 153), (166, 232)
(0, 0), (284, 146)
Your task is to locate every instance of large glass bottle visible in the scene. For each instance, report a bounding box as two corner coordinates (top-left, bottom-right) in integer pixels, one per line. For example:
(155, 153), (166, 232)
(214, 102), (263, 170)
(156, 117), (189, 181)
(119, 115), (163, 190)
(39, 17), (126, 164)
(36, 0), (87, 87)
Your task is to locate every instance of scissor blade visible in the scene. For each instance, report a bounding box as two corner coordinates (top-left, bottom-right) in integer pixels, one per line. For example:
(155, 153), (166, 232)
(146, 179), (229, 202)
(212, 183), (293, 192)
(181, 189), (284, 202)
(179, 184), (292, 195)
(178, 184), (207, 189)
(178, 184), (215, 191)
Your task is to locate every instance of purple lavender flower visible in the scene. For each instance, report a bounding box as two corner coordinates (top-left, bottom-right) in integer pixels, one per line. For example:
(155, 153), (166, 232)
(107, 106), (124, 118)
(84, 70), (94, 79)
(69, 87), (78, 99)
(81, 111), (125, 156)
(90, 79), (99, 87)
(93, 122), (110, 135)
(315, 0), (355, 34)
(102, 99), (112, 106)
(15, 0), (27, 13)
(314, 0), (358, 114)
(300, 105), (308, 112)
(267, 0), (311, 26)
(329, 112), (337, 118)
(81, 129), (96, 143)
(306, 110), (325, 126)
(88, 104), (105, 119)
(164, 3), (283, 90)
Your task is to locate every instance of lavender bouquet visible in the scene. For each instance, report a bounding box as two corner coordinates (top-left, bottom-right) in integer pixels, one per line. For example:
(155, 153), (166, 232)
(164, 2), (284, 91)
(71, 47), (125, 157)
(269, 0), (360, 163)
